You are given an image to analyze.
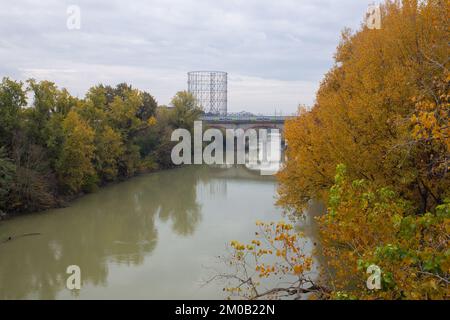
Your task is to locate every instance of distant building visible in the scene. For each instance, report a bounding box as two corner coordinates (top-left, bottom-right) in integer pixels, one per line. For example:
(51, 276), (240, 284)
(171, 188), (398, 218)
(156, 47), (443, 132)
(188, 71), (227, 115)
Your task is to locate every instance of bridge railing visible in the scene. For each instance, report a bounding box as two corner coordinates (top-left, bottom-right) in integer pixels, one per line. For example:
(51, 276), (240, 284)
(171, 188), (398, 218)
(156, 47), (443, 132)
(200, 115), (293, 122)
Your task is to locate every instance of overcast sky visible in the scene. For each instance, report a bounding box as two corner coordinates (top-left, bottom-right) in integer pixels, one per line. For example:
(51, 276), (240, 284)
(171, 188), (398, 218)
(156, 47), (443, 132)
(0, 0), (374, 114)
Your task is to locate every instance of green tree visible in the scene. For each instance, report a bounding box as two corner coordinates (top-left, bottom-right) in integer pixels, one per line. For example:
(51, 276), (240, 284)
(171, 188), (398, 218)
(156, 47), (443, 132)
(0, 78), (26, 149)
(137, 91), (158, 122)
(26, 79), (59, 146)
(0, 147), (16, 212)
(169, 91), (202, 130)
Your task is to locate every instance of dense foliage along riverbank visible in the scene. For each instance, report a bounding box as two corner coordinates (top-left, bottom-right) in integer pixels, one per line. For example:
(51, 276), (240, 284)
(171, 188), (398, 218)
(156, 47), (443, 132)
(0, 80), (201, 216)
(222, 0), (449, 300)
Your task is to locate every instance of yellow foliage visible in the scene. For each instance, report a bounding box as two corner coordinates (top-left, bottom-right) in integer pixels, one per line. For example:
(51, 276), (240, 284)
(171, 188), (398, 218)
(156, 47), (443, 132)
(318, 165), (449, 299)
(224, 220), (316, 299)
(277, 0), (449, 214)
(57, 110), (96, 194)
(225, 0), (449, 300)
(147, 116), (157, 126)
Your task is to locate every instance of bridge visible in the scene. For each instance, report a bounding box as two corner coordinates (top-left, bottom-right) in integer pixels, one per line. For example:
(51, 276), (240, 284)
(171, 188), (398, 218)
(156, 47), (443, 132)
(200, 114), (293, 135)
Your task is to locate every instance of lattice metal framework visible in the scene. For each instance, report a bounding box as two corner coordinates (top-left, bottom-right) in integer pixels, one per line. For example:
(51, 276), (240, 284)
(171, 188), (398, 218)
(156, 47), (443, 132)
(188, 71), (227, 115)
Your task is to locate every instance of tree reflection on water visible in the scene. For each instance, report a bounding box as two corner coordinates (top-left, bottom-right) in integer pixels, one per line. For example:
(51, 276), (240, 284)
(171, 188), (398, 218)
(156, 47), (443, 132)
(0, 165), (274, 299)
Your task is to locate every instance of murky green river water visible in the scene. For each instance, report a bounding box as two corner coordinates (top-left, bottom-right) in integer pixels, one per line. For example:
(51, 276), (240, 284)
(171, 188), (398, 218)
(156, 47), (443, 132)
(0, 165), (321, 299)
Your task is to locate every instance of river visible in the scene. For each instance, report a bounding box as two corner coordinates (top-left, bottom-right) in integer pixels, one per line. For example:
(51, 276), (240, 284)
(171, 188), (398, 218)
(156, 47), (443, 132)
(0, 165), (321, 299)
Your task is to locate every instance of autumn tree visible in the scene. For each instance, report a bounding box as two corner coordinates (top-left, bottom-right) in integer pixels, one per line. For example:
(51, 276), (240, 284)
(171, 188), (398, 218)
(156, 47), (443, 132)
(317, 164), (449, 300)
(0, 78), (27, 149)
(78, 89), (124, 182)
(219, 164), (449, 300)
(278, 0), (449, 213)
(56, 110), (96, 194)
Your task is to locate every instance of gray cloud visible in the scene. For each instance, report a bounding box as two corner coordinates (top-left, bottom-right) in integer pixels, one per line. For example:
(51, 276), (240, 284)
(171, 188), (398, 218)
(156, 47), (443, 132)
(0, 0), (373, 114)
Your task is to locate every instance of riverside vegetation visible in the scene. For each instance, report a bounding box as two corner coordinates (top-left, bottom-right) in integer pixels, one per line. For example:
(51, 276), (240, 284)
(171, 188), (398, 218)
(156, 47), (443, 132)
(0, 81), (201, 216)
(0, 0), (448, 301)
(222, 0), (449, 300)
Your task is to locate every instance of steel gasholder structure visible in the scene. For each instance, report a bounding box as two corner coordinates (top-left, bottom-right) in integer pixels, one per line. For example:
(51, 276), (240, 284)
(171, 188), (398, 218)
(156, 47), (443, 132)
(188, 71), (227, 115)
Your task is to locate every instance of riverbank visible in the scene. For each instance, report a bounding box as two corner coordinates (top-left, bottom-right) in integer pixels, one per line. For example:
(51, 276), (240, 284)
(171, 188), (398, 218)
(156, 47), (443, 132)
(0, 165), (177, 222)
(1, 154), (287, 222)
